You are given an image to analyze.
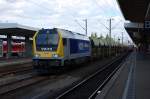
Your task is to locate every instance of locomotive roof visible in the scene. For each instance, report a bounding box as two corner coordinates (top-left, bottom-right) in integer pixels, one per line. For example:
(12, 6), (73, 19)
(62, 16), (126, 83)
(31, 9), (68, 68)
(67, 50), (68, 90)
(56, 28), (90, 41)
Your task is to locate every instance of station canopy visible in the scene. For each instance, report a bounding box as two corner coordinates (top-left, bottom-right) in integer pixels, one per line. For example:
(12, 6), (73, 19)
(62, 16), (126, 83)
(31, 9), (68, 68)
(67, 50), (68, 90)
(117, 0), (150, 45)
(0, 23), (39, 37)
(117, 0), (150, 22)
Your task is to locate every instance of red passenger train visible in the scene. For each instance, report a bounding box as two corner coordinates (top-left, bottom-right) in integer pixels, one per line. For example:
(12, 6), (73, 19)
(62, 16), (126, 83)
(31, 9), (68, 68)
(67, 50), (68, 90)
(2, 41), (25, 57)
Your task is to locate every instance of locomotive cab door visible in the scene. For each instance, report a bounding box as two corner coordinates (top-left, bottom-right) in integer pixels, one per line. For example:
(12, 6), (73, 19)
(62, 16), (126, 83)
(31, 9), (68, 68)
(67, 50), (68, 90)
(63, 38), (70, 66)
(63, 38), (69, 59)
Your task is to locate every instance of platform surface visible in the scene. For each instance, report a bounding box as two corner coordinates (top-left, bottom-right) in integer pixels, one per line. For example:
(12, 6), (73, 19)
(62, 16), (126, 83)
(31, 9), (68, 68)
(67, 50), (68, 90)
(95, 51), (150, 99)
(135, 52), (150, 99)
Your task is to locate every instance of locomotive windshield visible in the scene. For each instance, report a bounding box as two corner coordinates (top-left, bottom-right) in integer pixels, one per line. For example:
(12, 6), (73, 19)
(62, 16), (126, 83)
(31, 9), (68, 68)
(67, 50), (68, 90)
(36, 29), (59, 51)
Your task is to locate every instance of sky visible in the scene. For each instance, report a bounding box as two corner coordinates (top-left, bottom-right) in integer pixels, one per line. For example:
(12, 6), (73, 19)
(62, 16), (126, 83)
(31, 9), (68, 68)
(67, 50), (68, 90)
(0, 0), (132, 44)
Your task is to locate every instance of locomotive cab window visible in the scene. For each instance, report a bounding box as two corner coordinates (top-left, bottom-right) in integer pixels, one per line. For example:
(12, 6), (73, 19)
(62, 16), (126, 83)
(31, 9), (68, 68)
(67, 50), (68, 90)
(35, 29), (59, 51)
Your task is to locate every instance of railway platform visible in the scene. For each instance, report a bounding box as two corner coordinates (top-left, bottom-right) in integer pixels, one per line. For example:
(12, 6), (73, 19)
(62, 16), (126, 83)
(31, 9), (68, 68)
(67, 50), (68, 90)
(95, 51), (150, 99)
(0, 57), (32, 67)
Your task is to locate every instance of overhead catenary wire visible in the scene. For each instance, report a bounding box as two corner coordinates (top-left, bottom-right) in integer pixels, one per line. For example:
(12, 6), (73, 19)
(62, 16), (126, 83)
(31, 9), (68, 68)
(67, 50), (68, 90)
(29, 0), (79, 20)
(27, 0), (120, 28)
(93, 0), (126, 34)
(28, 0), (54, 15)
(93, 0), (121, 40)
(7, 0), (54, 20)
(8, 0), (126, 38)
(93, 0), (123, 22)
(92, 0), (110, 17)
(29, 0), (87, 30)
(74, 20), (86, 31)
(97, 19), (109, 30)
(6, 0), (76, 23)
(111, 19), (124, 30)
(105, 0), (121, 16)
(14, 1), (52, 19)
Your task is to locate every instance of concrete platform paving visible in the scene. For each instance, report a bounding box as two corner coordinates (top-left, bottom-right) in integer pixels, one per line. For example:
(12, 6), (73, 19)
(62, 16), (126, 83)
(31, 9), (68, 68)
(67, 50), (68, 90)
(95, 51), (150, 99)
(135, 52), (150, 99)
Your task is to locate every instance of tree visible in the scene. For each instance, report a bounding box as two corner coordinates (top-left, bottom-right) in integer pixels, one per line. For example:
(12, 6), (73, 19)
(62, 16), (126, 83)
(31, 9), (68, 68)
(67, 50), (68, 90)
(99, 34), (104, 39)
(91, 32), (98, 38)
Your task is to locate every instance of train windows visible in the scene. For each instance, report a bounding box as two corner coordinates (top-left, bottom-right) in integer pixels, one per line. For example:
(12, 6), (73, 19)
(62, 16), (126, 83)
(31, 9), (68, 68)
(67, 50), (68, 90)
(36, 29), (59, 51)
(47, 33), (59, 45)
(36, 29), (59, 45)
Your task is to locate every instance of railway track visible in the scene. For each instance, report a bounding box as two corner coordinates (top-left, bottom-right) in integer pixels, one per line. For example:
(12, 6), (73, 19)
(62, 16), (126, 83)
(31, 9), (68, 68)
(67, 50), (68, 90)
(0, 75), (50, 96)
(56, 53), (129, 99)
(0, 53), (130, 99)
(0, 64), (33, 77)
(0, 72), (35, 87)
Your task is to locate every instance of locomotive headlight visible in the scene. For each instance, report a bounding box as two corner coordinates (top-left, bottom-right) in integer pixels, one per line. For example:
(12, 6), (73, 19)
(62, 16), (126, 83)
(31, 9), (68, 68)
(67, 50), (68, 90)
(52, 54), (58, 58)
(35, 54), (40, 58)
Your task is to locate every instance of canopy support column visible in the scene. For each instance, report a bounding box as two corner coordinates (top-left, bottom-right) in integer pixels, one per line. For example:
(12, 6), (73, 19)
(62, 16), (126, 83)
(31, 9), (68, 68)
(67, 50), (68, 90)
(25, 36), (32, 57)
(7, 34), (12, 58)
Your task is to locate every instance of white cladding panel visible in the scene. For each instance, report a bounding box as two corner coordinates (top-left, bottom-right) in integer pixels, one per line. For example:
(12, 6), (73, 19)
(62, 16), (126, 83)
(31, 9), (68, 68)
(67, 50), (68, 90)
(56, 28), (89, 41)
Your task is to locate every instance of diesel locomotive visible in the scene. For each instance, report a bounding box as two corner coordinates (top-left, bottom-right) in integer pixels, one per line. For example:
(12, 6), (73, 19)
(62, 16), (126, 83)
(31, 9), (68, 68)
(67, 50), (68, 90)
(32, 28), (126, 73)
(32, 28), (91, 72)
